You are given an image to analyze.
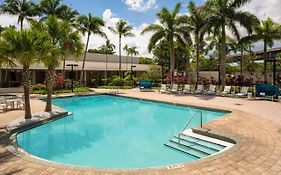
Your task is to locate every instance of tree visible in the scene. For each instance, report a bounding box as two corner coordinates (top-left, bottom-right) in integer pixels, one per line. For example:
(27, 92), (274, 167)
(99, 39), (115, 79)
(205, 0), (259, 87)
(31, 15), (83, 112)
(39, 0), (68, 20)
(109, 20), (134, 77)
(77, 13), (106, 85)
(187, 0), (208, 83)
(0, 0), (39, 30)
(123, 44), (130, 70)
(141, 3), (192, 85)
(240, 18), (281, 82)
(0, 28), (51, 119)
(128, 46), (139, 66)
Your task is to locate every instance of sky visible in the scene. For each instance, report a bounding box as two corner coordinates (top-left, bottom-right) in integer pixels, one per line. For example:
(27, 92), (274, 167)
(0, 0), (281, 57)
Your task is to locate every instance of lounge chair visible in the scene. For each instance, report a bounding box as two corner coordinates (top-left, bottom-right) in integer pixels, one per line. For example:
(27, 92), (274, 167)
(235, 87), (249, 98)
(171, 84), (179, 93)
(183, 84), (192, 94)
(159, 84), (167, 94)
(206, 85), (216, 95)
(194, 85), (203, 94)
(220, 86), (231, 96)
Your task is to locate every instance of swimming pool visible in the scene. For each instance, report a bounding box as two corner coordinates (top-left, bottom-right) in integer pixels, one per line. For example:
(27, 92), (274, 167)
(16, 95), (227, 169)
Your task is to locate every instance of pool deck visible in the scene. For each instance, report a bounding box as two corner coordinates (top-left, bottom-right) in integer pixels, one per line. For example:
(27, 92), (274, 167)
(1, 89), (281, 174)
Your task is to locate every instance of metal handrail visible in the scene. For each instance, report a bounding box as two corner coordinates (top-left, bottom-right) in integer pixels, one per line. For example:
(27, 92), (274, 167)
(178, 110), (203, 145)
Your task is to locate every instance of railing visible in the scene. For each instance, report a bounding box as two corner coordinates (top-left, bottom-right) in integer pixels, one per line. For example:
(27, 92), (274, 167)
(178, 110), (203, 145)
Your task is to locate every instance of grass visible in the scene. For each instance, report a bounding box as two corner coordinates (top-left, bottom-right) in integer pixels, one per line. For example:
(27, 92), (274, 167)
(32, 87), (90, 95)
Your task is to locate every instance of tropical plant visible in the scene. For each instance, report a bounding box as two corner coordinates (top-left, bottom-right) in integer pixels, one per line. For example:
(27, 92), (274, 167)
(77, 13), (106, 85)
(31, 15), (83, 112)
(123, 44), (130, 70)
(39, 0), (68, 20)
(205, 0), (259, 87)
(187, 0), (208, 83)
(240, 18), (281, 81)
(109, 19), (134, 76)
(141, 3), (192, 85)
(99, 39), (115, 79)
(128, 46), (139, 66)
(0, 28), (52, 119)
(0, 0), (39, 30)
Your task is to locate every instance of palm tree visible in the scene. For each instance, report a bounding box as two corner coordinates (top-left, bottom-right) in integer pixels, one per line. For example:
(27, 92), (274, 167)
(205, 0), (259, 87)
(128, 46), (139, 66)
(39, 0), (68, 20)
(109, 20), (134, 77)
(99, 39), (115, 79)
(240, 18), (281, 82)
(187, 1), (208, 83)
(31, 15), (83, 112)
(0, 28), (50, 119)
(77, 13), (106, 85)
(0, 0), (39, 30)
(141, 3), (192, 85)
(123, 44), (130, 70)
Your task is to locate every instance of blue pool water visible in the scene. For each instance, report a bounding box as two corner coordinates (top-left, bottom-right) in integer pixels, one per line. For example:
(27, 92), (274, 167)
(17, 95), (227, 169)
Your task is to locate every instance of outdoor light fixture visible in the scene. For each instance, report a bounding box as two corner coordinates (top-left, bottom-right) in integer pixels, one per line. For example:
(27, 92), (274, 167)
(66, 64), (78, 92)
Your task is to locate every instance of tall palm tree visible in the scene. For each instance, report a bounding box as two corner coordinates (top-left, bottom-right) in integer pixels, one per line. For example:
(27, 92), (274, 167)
(0, 28), (50, 119)
(99, 39), (115, 79)
(109, 20), (134, 77)
(141, 3), (192, 85)
(187, 1), (207, 83)
(128, 46), (139, 66)
(240, 18), (281, 82)
(205, 0), (259, 87)
(0, 0), (39, 30)
(77, 13), (106, 85)
(31, 15), (83, 112)
(123, 44), (130, 70)
(39, 0), (68, 20)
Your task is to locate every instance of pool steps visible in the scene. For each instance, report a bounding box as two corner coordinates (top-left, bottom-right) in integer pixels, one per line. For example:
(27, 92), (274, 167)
(164, 129), (234, 159)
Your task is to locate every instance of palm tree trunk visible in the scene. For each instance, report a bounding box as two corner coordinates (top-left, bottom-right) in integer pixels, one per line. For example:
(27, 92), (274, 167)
(263, 41), (268, 83)
(195, 34), (200, 84)
(170, 45), (175, 85)
(119, 36), (122, 77)
(23, 65), (32, 119)
(45, 67), (55, 112)
(80, 33), (90, 85)
(220, 25), (227, 88)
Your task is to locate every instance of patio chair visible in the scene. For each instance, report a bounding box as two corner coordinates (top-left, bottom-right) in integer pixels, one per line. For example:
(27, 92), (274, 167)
(171, 84), (179, 93)
(220, 86), (231, 96)
(159, 84), (167, 94)
(206, 85), (216, 95)
(235, 87), (249, 98)
(183, 84), (192, 94)
(194, 85), (203, 94)
(0, 97), (13, 111)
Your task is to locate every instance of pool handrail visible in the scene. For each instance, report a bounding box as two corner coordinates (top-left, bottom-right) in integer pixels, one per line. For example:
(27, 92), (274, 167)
(178, 110), (203, 145)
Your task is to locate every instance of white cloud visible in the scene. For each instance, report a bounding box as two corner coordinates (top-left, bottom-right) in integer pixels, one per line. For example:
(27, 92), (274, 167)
(123, 0), (157, 12)
(85, 9), (153, 57)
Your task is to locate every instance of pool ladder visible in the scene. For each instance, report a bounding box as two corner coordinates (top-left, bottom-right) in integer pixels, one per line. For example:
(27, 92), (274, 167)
(177, 110), (203, 145)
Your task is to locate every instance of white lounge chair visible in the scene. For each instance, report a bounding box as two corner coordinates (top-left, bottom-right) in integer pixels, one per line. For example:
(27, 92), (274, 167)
(183, 84), (192, 94)
(220, 86), (231, 96)
(171, 84), (179, 93)
(235, 87), (249, 98)
(206, 85), (216, 95)
(159, 84), (167, 94)
(194, 85), (203, 94)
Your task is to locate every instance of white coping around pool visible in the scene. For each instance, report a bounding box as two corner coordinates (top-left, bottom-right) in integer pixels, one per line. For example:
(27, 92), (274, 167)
(182, 129), (234, 157)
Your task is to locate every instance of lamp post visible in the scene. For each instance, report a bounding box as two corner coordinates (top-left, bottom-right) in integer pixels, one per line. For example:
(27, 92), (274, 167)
(66, 64), (78, 92)
(130, 65), (136, 87)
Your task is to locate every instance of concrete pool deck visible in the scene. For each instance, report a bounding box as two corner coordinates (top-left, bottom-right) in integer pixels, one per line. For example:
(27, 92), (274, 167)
(0, 89), (281, 174)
